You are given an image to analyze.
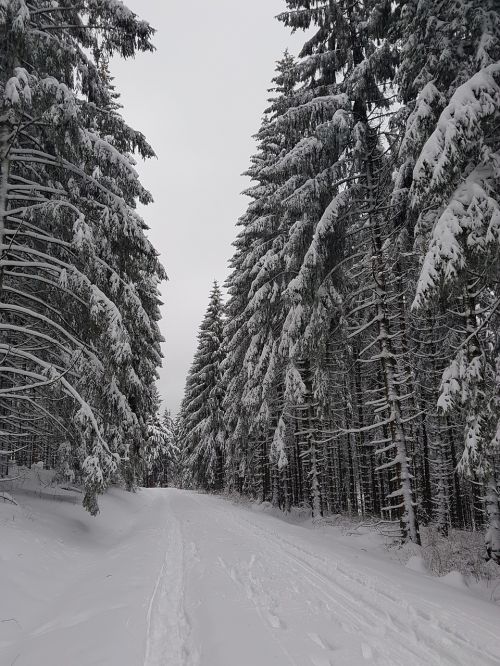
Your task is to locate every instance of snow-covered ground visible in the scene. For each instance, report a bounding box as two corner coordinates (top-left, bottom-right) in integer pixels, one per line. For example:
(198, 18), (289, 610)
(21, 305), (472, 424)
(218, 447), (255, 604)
(1, 482), (500, 666)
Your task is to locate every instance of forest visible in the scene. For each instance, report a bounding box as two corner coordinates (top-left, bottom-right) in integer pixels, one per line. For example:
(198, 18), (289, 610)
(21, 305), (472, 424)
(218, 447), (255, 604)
(1, 2), (500, 664)
(0, 0), (499, 567)
(177, 0), (500, 566)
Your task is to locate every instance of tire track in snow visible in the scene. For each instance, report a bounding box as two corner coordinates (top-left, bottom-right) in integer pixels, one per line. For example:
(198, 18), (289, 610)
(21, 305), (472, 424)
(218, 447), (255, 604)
(143, 503), (199, 666)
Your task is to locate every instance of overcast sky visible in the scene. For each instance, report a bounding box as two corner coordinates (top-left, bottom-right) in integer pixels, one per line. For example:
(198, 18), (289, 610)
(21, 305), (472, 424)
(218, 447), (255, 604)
(112, 1), (304, 415)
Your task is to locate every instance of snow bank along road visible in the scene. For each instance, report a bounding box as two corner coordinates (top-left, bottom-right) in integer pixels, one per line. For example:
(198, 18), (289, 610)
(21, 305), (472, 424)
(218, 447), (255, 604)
(2, 488), (500, 665)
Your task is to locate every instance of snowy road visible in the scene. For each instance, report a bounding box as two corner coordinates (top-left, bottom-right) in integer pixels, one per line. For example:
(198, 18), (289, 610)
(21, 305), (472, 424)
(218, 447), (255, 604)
(145, 490), (500, 666)
(2, 487), (500, 665)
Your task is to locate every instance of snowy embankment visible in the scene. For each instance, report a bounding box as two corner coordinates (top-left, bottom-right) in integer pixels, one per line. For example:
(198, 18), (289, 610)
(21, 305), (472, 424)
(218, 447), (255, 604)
(1, 479), (500, 666)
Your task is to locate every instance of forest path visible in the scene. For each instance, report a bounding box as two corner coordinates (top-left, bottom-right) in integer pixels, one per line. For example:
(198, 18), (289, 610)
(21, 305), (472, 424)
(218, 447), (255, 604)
(2, 486), (500, 666)
(154, 489), (500, 666)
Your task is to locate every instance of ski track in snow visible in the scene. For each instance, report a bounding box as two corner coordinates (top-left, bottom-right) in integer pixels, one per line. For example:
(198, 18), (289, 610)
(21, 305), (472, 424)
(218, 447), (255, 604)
(143, 504), (198, 666)
(2, 487), (500, 666)
(230, 512), (499, 665)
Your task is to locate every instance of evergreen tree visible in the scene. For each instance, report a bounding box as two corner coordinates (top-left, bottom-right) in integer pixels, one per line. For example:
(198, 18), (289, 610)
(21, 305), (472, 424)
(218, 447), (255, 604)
(143, 405), (179, 487)
(223, 53), (297, 504)
(399, 0), (500, 561)
(178, 282), (226, 491)
(260, 0), (420, 538)
(0, 0), (165, 513)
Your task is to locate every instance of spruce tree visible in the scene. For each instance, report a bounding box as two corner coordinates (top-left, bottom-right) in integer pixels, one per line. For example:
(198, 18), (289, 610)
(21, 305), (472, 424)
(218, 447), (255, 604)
(264, 0), (420, 538)
(143, 403), (179, 488)
(399, 0), (500, 561)
(223, 53), (297, 504)
(178, 282), (226, 491)
(0, 1), (165, 513)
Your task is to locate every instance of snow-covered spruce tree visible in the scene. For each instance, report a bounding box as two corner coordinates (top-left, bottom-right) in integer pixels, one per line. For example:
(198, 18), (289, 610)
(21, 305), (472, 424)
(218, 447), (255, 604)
(162, 408), (180, 485)
(0, 1), (165, 513)
(406, 37), (500, 562)
(270, 0), (421, 539)
(179, 282), (226, 491)
(223, 53), (299, 505)
(389, 0), (500, 535)
(388, 0), (500, 558)
(222, 7), (417, 529)
(246, 53), (358, 517)
(143, 404), (179, 488)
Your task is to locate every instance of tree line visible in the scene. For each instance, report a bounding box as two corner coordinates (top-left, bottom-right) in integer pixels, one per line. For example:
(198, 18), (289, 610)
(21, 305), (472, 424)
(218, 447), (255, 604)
(178, 0), (500, 565)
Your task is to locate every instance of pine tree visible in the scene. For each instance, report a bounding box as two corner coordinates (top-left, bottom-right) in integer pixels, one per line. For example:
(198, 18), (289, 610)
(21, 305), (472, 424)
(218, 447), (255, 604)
(178, 282), (226, 491)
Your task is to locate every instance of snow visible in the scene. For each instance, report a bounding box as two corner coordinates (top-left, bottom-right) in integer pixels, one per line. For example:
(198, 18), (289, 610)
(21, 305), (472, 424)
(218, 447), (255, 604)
(405, 555), (428, 574)
(1, 481), (500, 666)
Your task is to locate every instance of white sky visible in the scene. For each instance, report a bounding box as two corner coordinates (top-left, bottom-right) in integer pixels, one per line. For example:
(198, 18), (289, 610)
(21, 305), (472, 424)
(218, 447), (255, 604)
(112, 1), (304, 415)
